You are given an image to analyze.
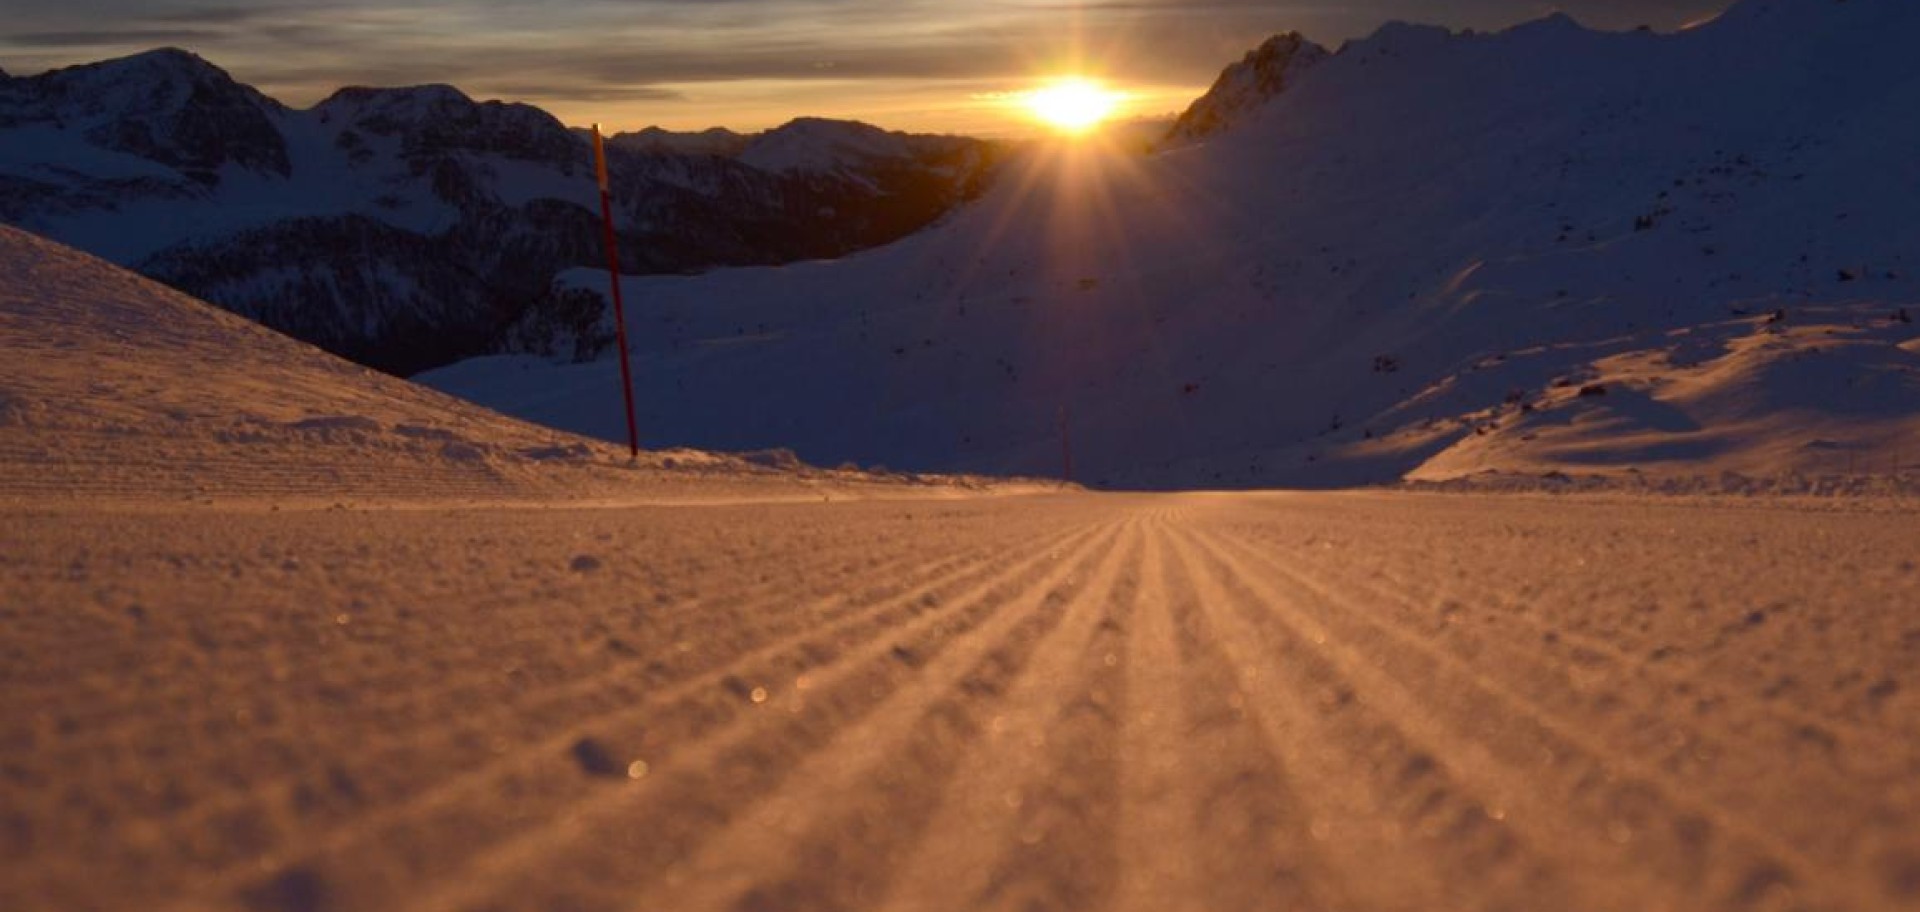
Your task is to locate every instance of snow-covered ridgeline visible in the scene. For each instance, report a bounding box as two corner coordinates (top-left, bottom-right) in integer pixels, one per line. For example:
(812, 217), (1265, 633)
(423, 0), (1920, 487)
(0, 50), (1007, 374)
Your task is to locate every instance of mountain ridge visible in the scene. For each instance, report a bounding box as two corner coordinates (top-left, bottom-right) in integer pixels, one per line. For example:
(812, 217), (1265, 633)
(1164, 32), (1326, 145)
(423, 0), (1920, 488)
(0, 49), (1008, 375)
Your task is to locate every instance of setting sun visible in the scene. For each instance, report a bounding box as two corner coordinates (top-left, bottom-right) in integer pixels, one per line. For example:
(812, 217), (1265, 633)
(1023, 77), (1124, 134)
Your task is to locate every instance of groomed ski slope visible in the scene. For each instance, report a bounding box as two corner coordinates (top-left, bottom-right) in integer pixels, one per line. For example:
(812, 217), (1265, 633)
(6, 495), (1918, 911)
(5, 225), (1920, 911)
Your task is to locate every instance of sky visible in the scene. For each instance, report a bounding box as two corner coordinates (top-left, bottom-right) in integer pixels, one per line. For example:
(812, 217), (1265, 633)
(1, 0), (1731, 136)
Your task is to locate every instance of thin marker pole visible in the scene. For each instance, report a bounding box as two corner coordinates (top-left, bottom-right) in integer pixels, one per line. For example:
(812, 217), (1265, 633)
(1058, 406), (1073, 486)
(592, 123), (640, 459)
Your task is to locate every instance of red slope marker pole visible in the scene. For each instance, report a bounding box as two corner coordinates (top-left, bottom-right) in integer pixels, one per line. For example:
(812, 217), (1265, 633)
(1058, 405), (1073, 486)
(592, 123), (640, 460)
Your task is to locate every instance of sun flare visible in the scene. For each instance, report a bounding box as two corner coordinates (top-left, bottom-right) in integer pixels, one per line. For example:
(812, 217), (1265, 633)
(1023, 77), (1123, 134)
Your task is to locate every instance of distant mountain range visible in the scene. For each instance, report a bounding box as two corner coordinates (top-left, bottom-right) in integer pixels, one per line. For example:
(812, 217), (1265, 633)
(0, 50), (1005, 374)
(422, 0), (1920, 488)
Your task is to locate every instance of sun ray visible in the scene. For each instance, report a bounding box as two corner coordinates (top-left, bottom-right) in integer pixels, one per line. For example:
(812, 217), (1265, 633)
(1022, 77), (1124, 134)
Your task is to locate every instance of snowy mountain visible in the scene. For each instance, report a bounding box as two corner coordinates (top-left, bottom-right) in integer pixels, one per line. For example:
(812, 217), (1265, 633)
(422, 0), (1920, 489)
(608, 126), (751, 158)
(738, 118), (976, 179)
(1163, 32), (1325, 146)
(0, 48), (290, 184)
(0, 51), (1005, 375)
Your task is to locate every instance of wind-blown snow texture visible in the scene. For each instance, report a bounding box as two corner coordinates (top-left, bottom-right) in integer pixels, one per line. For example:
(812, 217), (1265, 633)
(0, 50), (1002, 375)
(425, 0), (1920, 489)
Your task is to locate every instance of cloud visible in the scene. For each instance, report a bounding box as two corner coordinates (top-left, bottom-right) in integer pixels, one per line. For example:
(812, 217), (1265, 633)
(4, 29), (225, 47)
(0, 0), (1732, 130)
(147, 6), (282, 25)
(482, 83), (689, 104)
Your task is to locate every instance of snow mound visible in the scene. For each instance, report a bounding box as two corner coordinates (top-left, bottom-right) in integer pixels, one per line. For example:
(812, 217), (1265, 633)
(0, 226), (989, 504)
(1370, 306), (1920, 484)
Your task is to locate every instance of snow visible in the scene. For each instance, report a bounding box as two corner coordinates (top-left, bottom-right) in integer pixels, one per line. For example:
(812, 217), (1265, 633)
(0, 126), (182, 183)
(0, 224), (1024, 504)
(4, 22), (1919, 903)
(1, 103), (459, 262)
(732, 117), (976, 187)
(480, 156), (600, 210)
(609, 126), (750, 158)
(4, 477), (1917, 910)
(1391, 305), (1920, 485)
(4, 55), (1005, 377)
(1164, 32), (1326, 145)
(424, 0), (1920, 489)
(737, 118), (921, 175)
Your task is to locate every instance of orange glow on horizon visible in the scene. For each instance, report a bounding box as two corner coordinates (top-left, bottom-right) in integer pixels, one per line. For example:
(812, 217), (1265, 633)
(1019, 77), (1126, 135)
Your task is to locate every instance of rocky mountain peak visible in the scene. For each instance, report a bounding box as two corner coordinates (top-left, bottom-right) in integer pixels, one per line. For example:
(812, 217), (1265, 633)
(1164, 32), (1327, 145)
(608, 126), (750, 158)
(318, 84), (476, 122)
(1702, 0), (1913, 33)
(316, 84), (578, 167)
(738, 117), (919, 175)
(0, 47), (289, 179)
